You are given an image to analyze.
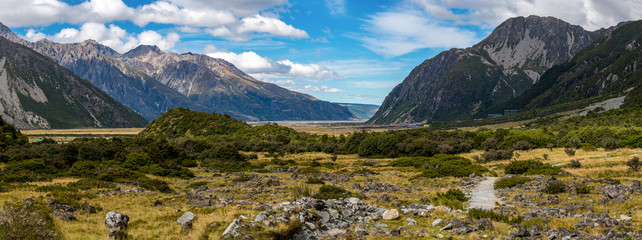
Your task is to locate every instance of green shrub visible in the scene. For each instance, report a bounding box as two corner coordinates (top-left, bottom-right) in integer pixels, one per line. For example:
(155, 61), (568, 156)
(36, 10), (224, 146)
(404, 155), (488, 179)
(568, 160), (581, 168)
(580, 143), (597, 151)
(601, 138), (620, 151)
(481, 149), (514, 162)
(575, 186), (591, 194)
(291, 185), (312, 199)
(305, 178), (325, 185)
(564, 148), (576, 157)
(433, 189), (467, 209)
(505, 160), (561, 175)
(0, 202), (61, 240)
(543, 180), (566, 194)
(67, 179), (114, 190)
(232, 175), (253, 182)
(513, 141), (532, 150)
(312, 185), (355, 200)
(494, 176), (531, 189)
(627, 157), (641, 171)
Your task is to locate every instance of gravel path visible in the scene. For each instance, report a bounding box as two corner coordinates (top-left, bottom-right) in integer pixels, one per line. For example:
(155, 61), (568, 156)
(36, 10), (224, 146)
(468, 177), (498, 210)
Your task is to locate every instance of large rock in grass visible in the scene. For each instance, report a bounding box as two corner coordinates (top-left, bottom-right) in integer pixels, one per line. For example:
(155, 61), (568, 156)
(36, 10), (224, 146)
(105, 211), (129, 239)
(382, 209), (399, 220)
(177, 212), (196, 225)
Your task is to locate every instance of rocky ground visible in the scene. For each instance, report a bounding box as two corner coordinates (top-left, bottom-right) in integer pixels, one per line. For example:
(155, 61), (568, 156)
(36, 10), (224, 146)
(2, 150), (642, 239)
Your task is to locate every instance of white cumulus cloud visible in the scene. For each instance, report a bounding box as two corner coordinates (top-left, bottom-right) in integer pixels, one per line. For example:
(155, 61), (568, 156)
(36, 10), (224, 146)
(411, 0), (642, 31)
(0, 0), (306, 41)
(206, 15), (309, 41)
(26, 22), (180, 53)
(207, 50), (340, 81)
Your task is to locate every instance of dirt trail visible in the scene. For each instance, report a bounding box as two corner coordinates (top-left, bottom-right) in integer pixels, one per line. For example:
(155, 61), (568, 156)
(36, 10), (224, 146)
(468, 177), (498, 210)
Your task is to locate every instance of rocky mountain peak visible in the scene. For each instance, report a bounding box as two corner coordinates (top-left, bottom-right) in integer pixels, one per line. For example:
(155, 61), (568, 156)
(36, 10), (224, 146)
(123, 45), (164, 58)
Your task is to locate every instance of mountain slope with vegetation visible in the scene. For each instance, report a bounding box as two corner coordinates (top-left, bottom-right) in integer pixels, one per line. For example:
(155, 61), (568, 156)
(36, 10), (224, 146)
(487, 20), (642, 114)
(0, 37), (147, 129)
(369, 16), (610, 124)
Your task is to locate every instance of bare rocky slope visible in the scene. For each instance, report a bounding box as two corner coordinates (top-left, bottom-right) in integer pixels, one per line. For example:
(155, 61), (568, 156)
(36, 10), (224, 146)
(369, 16), (611, 124)
(0, 23), (354, 122)
(0, 37), (147, 129)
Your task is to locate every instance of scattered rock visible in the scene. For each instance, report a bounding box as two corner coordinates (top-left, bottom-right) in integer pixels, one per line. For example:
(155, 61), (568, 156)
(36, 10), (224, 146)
(22, 198), (38, 205)
(177, 212), (196, 225)
(382, 209), (399, 220)
(105, 211), (129, 239)
(222, 218), (242, 238)
(327, 228), (344, 236)
(84, 205), (97, 214)
(432, 219), (444, 227)
(406, 217), (417, 226)
(475, 218), (494, 230)
(153, 200), (163, 207)
(52, 210), (77, 221)
(191, 199), (211, 207)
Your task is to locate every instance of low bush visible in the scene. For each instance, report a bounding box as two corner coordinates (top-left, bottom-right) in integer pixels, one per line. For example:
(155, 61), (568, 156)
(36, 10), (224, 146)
(232, 175), (253, 182)
(433, 189), (467, 209)
(575, 186), (591, 194)
(568, 160), (581, 168)
(494, 176), (531, 189)
(513, 141), (532, 151)
(601, 138), (620, 151)
(291, 185), (312, 199)
(627, 157), (641, 171)
(580, 143), (597, 151)
(505, 160), (562, 175)
(67, 178), (114, 190)
(305, 178), (325, 185)
(312, 185), (355, 200)
(564, 148), (576, 157)
(481, 149), (514, 162)
(403, 155), (488, 179)
(0, 202), (61, 239)
(543, 180), (566, 194)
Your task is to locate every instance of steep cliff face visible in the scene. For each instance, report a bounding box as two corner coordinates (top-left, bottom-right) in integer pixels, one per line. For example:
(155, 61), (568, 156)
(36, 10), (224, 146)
(369, 16), (610, 124)
(493, 20), (642, 112)
(0, 37), (147, 129)
(0, 23), (355, 121)
(120, 45), (355, 121)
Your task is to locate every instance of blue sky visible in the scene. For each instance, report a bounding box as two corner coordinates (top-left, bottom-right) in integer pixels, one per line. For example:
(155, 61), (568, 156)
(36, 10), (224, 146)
(1, 0), (640, 105)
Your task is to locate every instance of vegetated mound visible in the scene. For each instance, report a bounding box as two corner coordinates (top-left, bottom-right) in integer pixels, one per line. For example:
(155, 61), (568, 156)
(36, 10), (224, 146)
(389, 154), (488, 178)
(0, 116), (27, 149)
(139, 108), (251, 138)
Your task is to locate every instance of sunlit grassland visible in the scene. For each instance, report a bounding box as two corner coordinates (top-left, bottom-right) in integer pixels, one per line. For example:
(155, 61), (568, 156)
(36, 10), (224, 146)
(1, 148), (641, 239)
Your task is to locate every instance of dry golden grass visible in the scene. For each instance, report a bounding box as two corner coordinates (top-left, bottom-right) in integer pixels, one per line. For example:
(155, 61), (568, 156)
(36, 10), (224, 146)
(2, 148), (642, 239)
(21, 128), (143, 142)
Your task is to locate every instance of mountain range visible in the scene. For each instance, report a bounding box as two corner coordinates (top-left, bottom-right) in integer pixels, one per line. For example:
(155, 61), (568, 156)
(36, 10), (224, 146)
(0, 37), (147, 129)
(0, 22), (355, 123)
(369, 16), (620, 124)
